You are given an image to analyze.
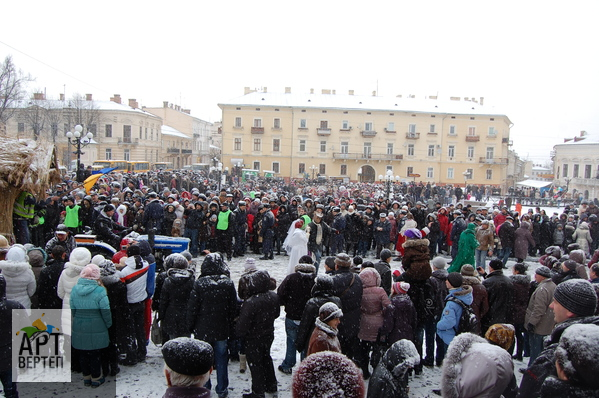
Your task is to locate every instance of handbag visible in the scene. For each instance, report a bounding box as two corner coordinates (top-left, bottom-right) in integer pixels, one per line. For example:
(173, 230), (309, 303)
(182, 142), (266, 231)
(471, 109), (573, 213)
(150, 312), (162, 346)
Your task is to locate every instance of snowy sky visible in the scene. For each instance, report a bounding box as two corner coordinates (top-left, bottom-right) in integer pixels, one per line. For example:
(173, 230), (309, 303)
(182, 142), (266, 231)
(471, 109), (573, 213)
(2, 0), (598, 163)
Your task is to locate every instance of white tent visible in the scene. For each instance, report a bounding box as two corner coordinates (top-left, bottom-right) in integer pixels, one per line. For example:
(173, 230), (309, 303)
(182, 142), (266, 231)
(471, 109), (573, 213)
(516, 179), (553, 188)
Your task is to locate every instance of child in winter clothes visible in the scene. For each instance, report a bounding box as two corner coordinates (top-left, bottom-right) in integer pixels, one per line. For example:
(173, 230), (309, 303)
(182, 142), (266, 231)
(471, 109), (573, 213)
(307, 302), (343, 356)
(436, 272), (474, 349)
(380, 282), (417, 346)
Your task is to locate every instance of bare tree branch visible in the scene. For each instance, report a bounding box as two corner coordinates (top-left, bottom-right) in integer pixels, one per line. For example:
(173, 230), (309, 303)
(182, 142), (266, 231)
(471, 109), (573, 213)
(0, 56), (33, 133)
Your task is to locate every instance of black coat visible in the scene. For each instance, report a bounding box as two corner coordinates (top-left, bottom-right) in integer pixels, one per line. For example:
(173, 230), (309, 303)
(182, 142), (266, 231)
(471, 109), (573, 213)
(374, 260), (392, 297)
(159, 269), (195, 338)
(187, 255), (237, 342)
(277, 264), (316, 321)
(36, 260), (64, 309)
(236, 270), (280, 340)
(94, 211), (126, 248)
(332, 268), (363, 340)
(101, 274), (136, 356)
(296, 289), (342, 353)
(510, 274), (531, 325)
(307, 220), (331, 252)
(0, 278), (26, 372)
(481, 270), (514, 331)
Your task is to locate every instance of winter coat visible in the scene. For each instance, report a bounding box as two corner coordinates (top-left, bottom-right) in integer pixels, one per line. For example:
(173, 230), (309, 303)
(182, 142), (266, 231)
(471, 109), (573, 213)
(448, 223), (478, 273)
(36, 260), (65, 309)
(400, 238), (432, 281)
(333, 267), (364, 341)
(540, 375), (599, 398)
(380, 294), (417, 344)
(436, 285), (474, 345)
(187, 255), (237, 342)
(236, 270), (280, 340)
(367, 340), (420, 398)
(70, 278), (112, 350)
(481, 269), (514, 331)
(374, 260), (392, 297)
(524, 278), (556, 336)
(162, 386), (211, 398)
(462, 275), (489, 335)
(296, 280), (342, 354)
(45, 235), (77, 257)
(498, 221), (516, 250)
(286, 227), (309, 275)
(510, 274), (531, 325)
(475, 225), (495, 251)
(57, 261), (84, 335)
(101, 274), (135, 355)
(450, 217), (467, 247)
(572, 222), (593, 254)
(358, 268), (392, 342)
(442, 333), (516, 398)
(307, 220), (331, 253)
(116, 255), (149, 304)
(0, 278), (26, 373)
(0, 259), (36, 309)
(94, 211), (126, 249)
(307, 318), (342, 356)
(277, 264), (316, 321)
(514, 221), (536, 259)
(373, 219), (391, 245)
(430, 269), (449, 319)
(518, 316), (599, 398)
(159, 268), (195, 338)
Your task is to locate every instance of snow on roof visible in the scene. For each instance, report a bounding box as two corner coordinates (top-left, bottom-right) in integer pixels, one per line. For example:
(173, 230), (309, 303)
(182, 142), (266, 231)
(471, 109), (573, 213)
(13, 99), (159, 118)
(516, 179), (553, 188)
(161, 125), (190, 139)
(219, 91), (510, 120)
(555, 134), (599, 146)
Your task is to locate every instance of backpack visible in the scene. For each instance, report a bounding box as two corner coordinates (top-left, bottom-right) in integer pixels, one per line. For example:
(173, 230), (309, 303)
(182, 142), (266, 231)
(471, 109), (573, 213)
(446, 296), (478, 334)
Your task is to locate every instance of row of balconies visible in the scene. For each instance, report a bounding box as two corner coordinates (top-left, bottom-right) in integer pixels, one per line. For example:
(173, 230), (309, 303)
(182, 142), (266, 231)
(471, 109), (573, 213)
(330, 153), (510, 165)
(166, 148), (194, 155)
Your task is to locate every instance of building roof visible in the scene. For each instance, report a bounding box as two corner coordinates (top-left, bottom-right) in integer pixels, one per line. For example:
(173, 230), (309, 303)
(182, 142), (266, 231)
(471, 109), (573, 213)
(161, 125), (190, 139)
(218, 91), (511, 120)
(13, 99), (160, 118)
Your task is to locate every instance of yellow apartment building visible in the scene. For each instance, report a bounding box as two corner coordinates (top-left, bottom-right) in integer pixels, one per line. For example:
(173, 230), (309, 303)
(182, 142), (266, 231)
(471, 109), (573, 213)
(218, 88), (512, 189)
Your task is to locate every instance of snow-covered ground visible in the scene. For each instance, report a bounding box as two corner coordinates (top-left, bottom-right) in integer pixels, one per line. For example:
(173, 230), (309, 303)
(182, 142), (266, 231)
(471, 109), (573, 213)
(14, 246), (538, 398)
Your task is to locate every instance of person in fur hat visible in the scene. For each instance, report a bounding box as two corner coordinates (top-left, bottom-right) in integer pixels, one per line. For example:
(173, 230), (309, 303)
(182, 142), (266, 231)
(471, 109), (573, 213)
(161, 337), (213, 398)
(367, 339), (420, 398)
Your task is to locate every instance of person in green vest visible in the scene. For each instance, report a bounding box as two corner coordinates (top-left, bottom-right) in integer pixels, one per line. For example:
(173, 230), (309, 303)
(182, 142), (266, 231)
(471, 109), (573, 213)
(13, 191), (36, 244)
(216, 202), (234, 261)
(63, 196), (81, 235)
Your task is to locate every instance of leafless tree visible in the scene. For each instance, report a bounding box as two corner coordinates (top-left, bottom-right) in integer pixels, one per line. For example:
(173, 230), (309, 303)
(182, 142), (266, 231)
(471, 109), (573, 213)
(64, 93), (100, 135)
(0, 56), (33, 134)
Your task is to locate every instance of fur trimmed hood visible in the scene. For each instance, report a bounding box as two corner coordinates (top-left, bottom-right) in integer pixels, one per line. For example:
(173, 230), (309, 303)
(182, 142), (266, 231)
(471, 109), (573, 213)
(402, 238), (430, 249)
(0, 260), (32, 278)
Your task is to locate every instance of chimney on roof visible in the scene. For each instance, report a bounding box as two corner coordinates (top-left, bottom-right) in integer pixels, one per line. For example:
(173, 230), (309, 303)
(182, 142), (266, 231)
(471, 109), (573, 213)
(86, 93), (92, 101)
(322, 89), (331, 94)
(285, 87), (291, 94)
(332, 90), (336, 95)
(182, 109), (191, 114)
(349, 90), (354, 95)
(33, 92), (45, 100)
(429, 95), (437, 100)
(128, 99), (138, 109)
(372, 91), (377, 96)
(450, 96), (460, 101)
(464, 97), (470, 101)
(163, 101), (169, 108)
(59, 93), (65, 101)
(263, 87), (267, 93)
(310, 88), (314, 94)
(480, 97), (484, 105)
(111, 94), (121, 104)
(581, 130), (587, 136)
(396, 95), (402, 98)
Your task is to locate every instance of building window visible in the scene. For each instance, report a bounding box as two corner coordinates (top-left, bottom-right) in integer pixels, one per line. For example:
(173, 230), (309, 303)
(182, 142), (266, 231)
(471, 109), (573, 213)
(429, 124), (435, 133)
(299, 139), (306, 152)
(299, 163), (305, 174)
(145, 127), (148, 139)
(234, 138), (241, 151)
(448, 145), (455, 158)
(139, 126), (142, 139)
(105, 148), (112, 160)
(585, 164), (592, 179)
(319, 164), (326, 175)
(363, 142), (372, 158)
(51, 124), (58, 136)
(235, 117), (242, 128)
(124, 149), (130, 161)
(467, 146), (474, 158)
(273, 118), (280, 129)
(486, 147), (494, 159)
(428, 145), (435, 157)
(253, 118), (262, 128)
(320, 141), (326, 153)
(468, 126), (476, 136)
(427, 167), (434, 179)
(573, 164), (579, 178)
(300, 119), (307, 128)
(486, 169), (493, 180)
(150, 128), (153, 140)
(449, 125), (456, 135)
(89, 124), (97, 134)
(407, 144), (415, 157)
(408, 124), (416, 134)
(387, 143), (394, 155)
(320, 120), (328, 129)
(342, 120), (349, 129)
(273, 139), (280, 152)
(105, 124), (112, 138)
(407, 166), (413, 176)
(253, 138), (261, 151)
(488, 126), (496, 136)
(341, 164), (347, 175)
(17, 122), (25, 133)
(365, 122), (373, 131)
(563, 164), (568, 177)
(253, 161), (260, 170)
(466, 168), (473, 179)
(273, 162), (280, 173)
(341, 141), (349, 154)
(447, 168), (454, 179)
(387, 122), (395, 131)
(123, 125), (132, 143)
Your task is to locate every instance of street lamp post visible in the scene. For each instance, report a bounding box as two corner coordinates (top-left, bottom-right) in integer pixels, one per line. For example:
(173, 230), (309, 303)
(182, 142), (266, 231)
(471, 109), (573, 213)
(310, 164), (317, 180)
(378, 169), (400, 200)
(66, 124), (93, 182)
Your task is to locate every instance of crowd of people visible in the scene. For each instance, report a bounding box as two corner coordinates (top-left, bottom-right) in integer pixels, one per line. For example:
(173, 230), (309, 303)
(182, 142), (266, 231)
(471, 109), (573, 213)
(1, 170), (599, 397)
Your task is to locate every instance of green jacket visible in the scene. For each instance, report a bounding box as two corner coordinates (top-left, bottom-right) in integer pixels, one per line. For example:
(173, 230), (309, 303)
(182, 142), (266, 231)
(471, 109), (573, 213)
(70, 278), (112, 350)
(448, 223), (479, 273)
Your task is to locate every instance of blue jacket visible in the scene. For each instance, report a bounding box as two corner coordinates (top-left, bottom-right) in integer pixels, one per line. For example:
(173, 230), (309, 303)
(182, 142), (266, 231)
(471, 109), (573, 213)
(436, 285), (473, 345)
(70, 278), (112, 350)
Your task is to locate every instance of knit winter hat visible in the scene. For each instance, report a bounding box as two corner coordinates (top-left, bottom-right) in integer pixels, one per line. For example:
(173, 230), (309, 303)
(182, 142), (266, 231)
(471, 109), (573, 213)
(5, 246), (27, 263)
(126, 245), (141, 257)
(91, 254), (105, 265)
(319, 302), (343, 323)
(27, 248), (46, 267)
(432, 256), (447, 270)
(80, 264), (101, 280)
(162, 337), (214, 376)
(69, 247), (92, 267)
(554, 323), (599, 389)
(563, 259), (578, 271)
(460, 264), (477, 277)
(404, 228), (422, 239)
(98, 260), (117, 277)
(553, 279), (598, 317)
(535, 266), (552, 279)
(392, 282), (410, 295)
(447, 272), (463, 288)
(244, 257), (257, 272)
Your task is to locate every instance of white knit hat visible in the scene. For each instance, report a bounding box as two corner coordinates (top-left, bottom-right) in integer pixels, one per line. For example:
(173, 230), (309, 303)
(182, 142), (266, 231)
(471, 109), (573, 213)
(69, 247), (92, 267)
